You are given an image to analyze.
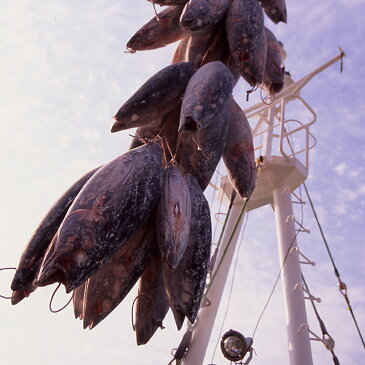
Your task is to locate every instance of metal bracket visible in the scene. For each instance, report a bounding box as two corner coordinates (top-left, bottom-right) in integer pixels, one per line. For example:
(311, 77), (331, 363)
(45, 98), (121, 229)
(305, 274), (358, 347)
(299, 324), (335, 351)
(293, 282), (321, 302)
(290, 247), (316, 266)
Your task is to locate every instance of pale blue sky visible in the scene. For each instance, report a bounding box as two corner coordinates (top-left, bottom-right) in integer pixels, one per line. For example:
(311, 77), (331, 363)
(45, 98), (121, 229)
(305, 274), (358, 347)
(0, 1), (364, 364)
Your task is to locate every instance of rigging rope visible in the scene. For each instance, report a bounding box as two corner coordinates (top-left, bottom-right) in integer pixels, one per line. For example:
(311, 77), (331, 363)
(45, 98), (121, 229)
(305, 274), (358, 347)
(210, 213), (249, 364)
(301, 274), (341, 365)
(303, 182), (365, 349)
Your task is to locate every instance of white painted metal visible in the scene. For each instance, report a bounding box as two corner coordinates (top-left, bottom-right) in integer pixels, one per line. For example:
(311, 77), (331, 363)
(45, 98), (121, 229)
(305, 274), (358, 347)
(273, 186), (313, 365)
(182, 200), (247, 365)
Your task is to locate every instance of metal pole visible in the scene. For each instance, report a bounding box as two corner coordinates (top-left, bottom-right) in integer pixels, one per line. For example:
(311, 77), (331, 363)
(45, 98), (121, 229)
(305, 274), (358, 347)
(263, 107), (275, 157)
(272, 185), (313, 365)
(182, 201), (246, 365)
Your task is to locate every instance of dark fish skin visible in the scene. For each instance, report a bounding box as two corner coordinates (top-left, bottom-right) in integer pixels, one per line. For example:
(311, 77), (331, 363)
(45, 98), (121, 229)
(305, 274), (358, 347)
(163, 174), (211, 329)
(135, 246), (170, 345)
(223, 98), (256, 198)
(177, 105), (229, 191)
(171, 36), (189, 63)
(226, 0), (264, 68)
(147, 0), (188, 5)
(126, 6), (187, 52)
(129, 103), (181, 156)
(239, 28), (267, 87)
(180, 0), (230, 32)
(179, 61), (234, 132)
(156, 164), (191, 270)
(82, 220), (155, 329)
(10, 166), (101, 299)
(263, 27), (285, 94)
(36, 142), (164, 293)
(185, 28), (216, 67)
(112, 62), (195, 133)
(73, 281), (87, 319)
(259, 0), (287, 24)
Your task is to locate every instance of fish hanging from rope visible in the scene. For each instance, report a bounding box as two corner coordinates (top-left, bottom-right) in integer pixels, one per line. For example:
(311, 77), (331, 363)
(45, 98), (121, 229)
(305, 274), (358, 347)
(127, 5), (188, 52)
(37, 142), (164, 293)
(134, 246), (170, 345)
(163, 174), (212, 329)
(10, 166), (101, 305)
(223, 98), (256, 198)
(112, 62), (195, 133)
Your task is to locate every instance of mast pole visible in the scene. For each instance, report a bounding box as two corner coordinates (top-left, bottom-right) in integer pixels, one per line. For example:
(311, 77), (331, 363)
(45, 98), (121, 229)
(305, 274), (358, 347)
(273, 185), (313, 365)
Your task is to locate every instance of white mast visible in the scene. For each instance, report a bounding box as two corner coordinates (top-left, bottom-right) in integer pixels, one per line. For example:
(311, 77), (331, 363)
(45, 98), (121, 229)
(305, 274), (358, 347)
(182, 50), (344, 365)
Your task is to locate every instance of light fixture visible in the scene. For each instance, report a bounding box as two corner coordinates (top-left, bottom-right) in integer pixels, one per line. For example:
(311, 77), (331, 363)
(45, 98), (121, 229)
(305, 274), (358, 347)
(220, 329), (253, 363)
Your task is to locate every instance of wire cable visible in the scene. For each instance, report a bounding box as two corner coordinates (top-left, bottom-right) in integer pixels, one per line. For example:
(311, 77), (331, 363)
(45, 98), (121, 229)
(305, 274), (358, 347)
(302, 274), (341, 365)
(210, 213), (250, 364)
(303, 181), (365, 349)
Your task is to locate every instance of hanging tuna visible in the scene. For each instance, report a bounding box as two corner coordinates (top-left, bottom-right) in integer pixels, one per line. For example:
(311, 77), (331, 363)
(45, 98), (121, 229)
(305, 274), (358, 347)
(36, 142), (164, 293)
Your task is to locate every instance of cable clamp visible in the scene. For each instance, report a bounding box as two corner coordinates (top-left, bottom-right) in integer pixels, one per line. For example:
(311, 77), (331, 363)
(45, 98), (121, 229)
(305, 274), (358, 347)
(299, 324), (336, 351)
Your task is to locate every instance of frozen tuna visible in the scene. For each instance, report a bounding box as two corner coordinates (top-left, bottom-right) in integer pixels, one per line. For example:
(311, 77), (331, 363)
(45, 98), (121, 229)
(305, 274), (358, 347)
(226, 0), (264, 68)
(127, 6), (187, 51)
(156, 164), (191, 270)
(223, 99), (256, 198)
(112, 62), (195, 133)
(37, 142), (164, 293)
(135, 246), (170, 345)
(179, 61), (234, 132)
(73, 281), (86, 319)
(163, 174), (211, 329)
(172, 36), (189, 63)
(259, 0), (287, 24)
(180, 0), (230, 32)
(177, 105), (229, 191)
(10, 166), (100, 303)
(239, 28), (267, 87)
(263, 27), (285, 94)
(82, 221), (155, 329)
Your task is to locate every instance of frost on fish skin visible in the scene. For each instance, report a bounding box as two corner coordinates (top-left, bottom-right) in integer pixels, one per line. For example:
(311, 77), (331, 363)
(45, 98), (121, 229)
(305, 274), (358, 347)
(239, 28), (267, 87)
(112, 62), (195, 133)
(37, 143), (164, 293)
(156, 164), (191, 270)
(10, 166), (100, 302)
(259, 0), (287, 24)
(129, 103), (181, 156)
(263, 27), (285, 94)
(223, 98), (256, 198)
(179, 61), (234, 132)
(135, 246), (170, 345)
(180, 0), (230, 32)
(126, 6), (188, 52)
(226, 0), (264, 68)
(163, 174), (211, 329)
(177, 104), (229, 191)
(82, 220), (155, 329)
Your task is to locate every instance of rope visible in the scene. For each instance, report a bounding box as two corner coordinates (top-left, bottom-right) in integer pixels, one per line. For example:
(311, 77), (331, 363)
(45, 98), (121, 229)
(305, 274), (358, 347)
(303, 182), (365, 349)
(49, 283), (74, 313)
(302, 275), (341, 365)
(205, 196), (248, 297)
(210, 213), (249, 364)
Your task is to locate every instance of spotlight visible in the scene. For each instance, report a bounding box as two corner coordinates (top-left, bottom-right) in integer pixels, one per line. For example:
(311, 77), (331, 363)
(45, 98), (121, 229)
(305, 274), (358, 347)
(220, 330), (253, 363)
